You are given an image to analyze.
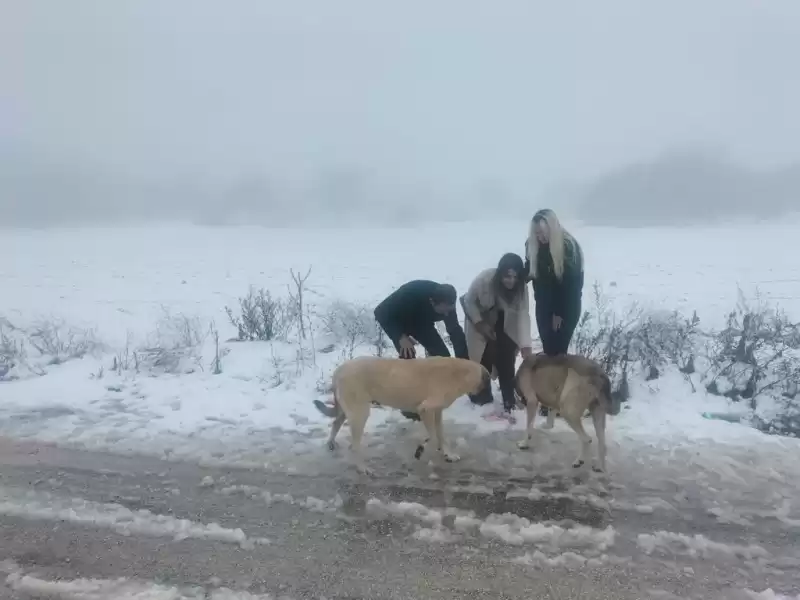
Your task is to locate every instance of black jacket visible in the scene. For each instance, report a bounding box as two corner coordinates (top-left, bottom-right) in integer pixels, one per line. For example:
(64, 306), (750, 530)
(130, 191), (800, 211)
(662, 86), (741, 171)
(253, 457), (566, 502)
(524, 236), (585, 321)
(374, 280), (468, 359)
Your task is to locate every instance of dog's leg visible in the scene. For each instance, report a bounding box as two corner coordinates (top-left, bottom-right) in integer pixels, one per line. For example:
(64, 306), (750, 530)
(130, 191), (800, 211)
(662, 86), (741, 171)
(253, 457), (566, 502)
(542, 407), (556, 429)
(416, 407), (440, 464)
(590, 403), (607, 473)
(434, 409), (459, 462)
(327, 412), (346, 451)
(562, 411), (592, 469)
(518, 394), (539, 450)
(347, 406), (373, 477)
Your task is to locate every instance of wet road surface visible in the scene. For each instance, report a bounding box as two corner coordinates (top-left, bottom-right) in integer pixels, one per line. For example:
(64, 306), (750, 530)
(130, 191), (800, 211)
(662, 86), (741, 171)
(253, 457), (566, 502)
(0, 437), (798, 599)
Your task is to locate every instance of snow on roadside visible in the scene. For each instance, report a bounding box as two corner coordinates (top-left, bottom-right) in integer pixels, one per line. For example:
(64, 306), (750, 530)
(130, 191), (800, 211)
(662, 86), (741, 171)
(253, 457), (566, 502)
(637, 530), (773, 573)
(746, 591), (800, 600)
(0, 485), (269, 548)
(218, 483), (342, 514)
(1, 560), (274, 600)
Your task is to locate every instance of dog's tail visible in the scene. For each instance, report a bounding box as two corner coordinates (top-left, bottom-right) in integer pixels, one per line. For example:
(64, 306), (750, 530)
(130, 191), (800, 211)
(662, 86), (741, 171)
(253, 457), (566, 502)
(313, 399), (338, 418)
(595, 372), (618, 416)
(313, 385), (342, 418)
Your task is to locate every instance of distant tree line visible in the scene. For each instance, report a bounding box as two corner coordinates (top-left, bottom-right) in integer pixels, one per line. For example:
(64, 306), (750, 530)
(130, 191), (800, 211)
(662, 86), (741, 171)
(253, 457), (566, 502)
(573, 150), (800, 227)
(2, 147), (798, 228)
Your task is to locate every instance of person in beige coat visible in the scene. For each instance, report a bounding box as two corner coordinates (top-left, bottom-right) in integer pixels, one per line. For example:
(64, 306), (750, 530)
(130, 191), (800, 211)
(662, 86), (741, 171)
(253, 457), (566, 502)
(460, 253), (533, 419)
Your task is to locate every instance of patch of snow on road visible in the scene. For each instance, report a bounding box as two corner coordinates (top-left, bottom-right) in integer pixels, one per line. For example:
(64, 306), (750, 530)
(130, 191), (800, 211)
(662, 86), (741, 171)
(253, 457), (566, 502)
(746, 591), (800, 600)
(0, 484), (268, 548)
(513, 550), (615, 569)
(218, 484), (343, 514)
(477, 513), (616, 554)
(365, 497), (615, 557)
(1, 560), (276, 599)
(637, 530), (770, 564)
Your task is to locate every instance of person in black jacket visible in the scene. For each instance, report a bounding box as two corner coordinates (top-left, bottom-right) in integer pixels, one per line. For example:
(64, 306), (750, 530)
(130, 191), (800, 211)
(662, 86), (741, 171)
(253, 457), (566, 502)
(524, 209), (585, 356)
(374, 280), (468, 421)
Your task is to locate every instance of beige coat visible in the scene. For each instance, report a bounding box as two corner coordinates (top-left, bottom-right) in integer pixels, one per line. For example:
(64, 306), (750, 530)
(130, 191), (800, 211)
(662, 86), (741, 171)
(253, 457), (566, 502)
(459, 268), (533, 373)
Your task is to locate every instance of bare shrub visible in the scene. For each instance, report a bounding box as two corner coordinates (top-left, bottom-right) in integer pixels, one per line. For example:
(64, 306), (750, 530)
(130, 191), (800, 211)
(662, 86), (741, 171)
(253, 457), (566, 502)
(226, 286), (291, 341)
(209, 321), (227, 375)
(112, 331), (137, 375)
(268, 344), (285, 387)
(703, 289), (800, 435)
(571, 283), (701, 402)
(288, 267), (312, 340)
(0, 317), (26, 380)
(322, 300), (386, 358)
(135, 309), (208, 375)
(26, 318), (101, 365)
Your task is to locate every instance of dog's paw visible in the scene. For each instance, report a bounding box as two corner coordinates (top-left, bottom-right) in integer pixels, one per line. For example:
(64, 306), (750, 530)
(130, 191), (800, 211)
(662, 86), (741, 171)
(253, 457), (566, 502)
(443, 452), (460, 463)
(517, 440), (530, 450)
(572, 459), (585, 468)
(591, 465), (605, 474)
(326, 440), (337, 452)
(541, 422), (555, 430)
(414, 444), (425, 460)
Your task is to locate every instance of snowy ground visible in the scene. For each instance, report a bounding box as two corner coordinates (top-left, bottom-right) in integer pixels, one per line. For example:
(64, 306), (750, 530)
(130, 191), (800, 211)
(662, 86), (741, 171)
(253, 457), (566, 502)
(1, 220), (800, 597)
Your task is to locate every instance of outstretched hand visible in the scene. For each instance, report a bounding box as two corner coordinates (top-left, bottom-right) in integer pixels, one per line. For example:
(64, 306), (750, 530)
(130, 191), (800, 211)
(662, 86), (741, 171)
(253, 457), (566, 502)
(398, 335), (417, 358)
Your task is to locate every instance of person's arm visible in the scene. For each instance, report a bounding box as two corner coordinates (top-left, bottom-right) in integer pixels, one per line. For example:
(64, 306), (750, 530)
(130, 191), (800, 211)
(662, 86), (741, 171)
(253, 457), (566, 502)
(462, 272), (488, 326)
(374, 286), (408, 347)
(443, 310), (468, 359)
(555, 239), (584, 319)
(523, 238), (533, 282)
(517, 285), (533, 351)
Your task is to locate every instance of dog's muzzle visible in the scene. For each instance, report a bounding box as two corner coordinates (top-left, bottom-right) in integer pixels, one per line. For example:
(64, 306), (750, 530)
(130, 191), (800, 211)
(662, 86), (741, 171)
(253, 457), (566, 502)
(480, 369), (491, 392)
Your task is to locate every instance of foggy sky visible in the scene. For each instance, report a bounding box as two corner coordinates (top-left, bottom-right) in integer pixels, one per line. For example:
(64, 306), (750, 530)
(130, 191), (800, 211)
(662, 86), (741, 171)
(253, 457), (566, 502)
(4, 0), (800, 222)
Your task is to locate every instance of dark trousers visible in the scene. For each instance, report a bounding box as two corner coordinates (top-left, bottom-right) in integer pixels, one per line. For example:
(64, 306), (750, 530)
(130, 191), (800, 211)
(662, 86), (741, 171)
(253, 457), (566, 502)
(535, 302), (580, 416)
(471, 311), (519, 412)
(535, 304), (580, 356)
(389, 324), (451, 421)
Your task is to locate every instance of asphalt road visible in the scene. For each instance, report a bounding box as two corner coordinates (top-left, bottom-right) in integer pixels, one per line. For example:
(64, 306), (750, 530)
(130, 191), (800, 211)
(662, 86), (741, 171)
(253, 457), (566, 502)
(0, 437), (797, 600)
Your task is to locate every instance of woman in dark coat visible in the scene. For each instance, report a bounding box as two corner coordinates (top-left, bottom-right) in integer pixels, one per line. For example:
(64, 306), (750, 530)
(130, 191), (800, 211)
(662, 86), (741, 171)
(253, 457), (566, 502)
(524, 208), (585, 356)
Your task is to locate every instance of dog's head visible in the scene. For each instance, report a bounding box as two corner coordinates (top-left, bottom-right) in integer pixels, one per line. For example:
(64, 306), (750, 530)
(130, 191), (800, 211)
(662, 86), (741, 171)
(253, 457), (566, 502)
(476, 364), (491, 395)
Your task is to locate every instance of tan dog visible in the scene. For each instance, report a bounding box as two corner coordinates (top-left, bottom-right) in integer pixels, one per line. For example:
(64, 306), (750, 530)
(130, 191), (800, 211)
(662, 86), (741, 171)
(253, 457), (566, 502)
(514, 353), (619, 472)
(313, 356), (490, 475)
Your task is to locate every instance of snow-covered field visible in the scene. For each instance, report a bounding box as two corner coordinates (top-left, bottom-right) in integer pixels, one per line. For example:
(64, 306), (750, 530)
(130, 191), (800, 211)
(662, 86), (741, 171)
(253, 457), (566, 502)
(2, 219), (800, 598)
(1, 219), (799, 470)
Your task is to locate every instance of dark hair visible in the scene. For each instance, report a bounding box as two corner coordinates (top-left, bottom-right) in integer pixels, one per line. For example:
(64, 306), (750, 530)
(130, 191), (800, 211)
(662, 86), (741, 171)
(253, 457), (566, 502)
(431, 283), (457, 305)
(493, 253), (525, 300)
(533, 208), (553, 223)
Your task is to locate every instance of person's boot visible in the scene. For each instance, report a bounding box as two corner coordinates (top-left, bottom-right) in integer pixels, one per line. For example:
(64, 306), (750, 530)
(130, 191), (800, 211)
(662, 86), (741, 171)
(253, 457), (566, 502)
(500, 384), (518, 424)
(501, 387), (516, 412)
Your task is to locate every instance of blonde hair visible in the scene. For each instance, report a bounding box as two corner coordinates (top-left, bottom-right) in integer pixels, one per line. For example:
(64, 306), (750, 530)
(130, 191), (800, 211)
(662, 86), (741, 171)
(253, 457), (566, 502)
(527, 209), (584, 281)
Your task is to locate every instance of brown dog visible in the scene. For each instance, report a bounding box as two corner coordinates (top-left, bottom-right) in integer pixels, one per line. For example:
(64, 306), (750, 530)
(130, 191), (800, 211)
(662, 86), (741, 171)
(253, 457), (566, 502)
(314, 356), (490, 475)
(514, 353), (618, 472)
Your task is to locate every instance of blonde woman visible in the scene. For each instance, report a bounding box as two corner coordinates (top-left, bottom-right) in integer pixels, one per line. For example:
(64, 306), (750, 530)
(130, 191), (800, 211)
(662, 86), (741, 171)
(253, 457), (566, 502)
(524, 209), (585, 356)
(460, 253), (533, 421)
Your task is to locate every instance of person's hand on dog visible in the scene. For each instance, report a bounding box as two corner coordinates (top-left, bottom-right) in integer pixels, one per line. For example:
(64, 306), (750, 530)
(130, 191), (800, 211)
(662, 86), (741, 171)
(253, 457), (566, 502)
(520, 346), (533, 359)
(398, 335), (417, 358)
